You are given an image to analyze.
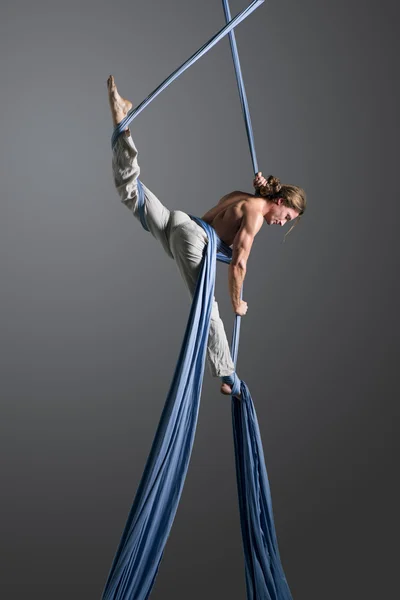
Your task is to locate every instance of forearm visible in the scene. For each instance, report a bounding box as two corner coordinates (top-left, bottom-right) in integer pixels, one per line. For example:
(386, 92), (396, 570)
(228, 264), (246, 310)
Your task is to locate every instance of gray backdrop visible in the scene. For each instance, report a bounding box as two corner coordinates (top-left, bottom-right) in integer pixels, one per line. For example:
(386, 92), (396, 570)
(1, 0), (399, 598)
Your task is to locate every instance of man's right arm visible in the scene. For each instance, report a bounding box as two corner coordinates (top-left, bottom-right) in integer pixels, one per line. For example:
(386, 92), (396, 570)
(229, 208), (264, 314)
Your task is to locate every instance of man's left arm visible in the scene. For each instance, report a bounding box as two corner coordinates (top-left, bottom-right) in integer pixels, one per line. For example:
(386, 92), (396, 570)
(229, 208), (264, 314)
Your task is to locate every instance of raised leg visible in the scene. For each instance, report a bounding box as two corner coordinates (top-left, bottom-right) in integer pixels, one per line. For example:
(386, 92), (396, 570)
(108, 76), (173, 258)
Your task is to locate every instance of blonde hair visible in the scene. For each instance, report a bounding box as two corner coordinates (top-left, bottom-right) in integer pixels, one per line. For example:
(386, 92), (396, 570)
(258, 175), (306, 238)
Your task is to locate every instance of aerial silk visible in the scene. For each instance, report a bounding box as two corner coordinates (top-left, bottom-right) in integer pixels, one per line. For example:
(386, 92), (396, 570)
(103, 2), (293, 599)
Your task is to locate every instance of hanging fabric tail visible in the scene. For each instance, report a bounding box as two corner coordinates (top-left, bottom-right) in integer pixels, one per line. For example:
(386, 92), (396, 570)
(102, 222), (219, 600)
(222, 1), (294, 598)
(232, 386), (293, 600)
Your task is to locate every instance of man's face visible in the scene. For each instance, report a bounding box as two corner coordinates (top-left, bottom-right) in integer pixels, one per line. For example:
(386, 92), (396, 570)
(265, 199), (299, 226)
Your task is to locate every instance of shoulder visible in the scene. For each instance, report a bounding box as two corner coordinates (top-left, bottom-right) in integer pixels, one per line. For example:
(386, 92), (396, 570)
(241, 198), (265, 221)
(217, 190), (248, 204)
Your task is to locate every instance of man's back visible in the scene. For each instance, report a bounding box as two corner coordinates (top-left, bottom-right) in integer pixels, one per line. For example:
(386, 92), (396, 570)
(201, 192), (266, 246)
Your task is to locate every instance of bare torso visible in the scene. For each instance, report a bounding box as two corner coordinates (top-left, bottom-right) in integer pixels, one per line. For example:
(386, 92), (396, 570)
(200, 191), (266, 246)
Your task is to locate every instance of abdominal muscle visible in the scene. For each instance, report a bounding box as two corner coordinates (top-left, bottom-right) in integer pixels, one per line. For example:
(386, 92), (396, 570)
(200, 191), (264, 246)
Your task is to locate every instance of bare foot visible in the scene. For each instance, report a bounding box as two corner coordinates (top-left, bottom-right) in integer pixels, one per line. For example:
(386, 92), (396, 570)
(107, 75), (133, 127)
(220, 383), (241, 399)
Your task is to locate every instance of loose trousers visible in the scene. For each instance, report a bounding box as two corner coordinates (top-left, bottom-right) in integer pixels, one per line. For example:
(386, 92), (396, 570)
(112, 132), (235, 377)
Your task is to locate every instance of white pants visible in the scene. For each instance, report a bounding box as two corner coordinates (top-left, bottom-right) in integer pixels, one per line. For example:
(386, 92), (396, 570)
(112, 132), (235, 378)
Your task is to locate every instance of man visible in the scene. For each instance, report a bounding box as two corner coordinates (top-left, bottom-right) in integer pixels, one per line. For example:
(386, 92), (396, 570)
(107, 76), (306, 398)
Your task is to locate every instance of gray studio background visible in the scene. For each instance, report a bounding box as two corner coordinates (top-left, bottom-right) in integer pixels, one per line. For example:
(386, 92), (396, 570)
(1, 0), (399, 598)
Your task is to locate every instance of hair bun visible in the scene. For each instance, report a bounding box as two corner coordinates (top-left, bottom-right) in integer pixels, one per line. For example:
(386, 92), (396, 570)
(267, 175), (282, 195)
(258, 175), (281, 197)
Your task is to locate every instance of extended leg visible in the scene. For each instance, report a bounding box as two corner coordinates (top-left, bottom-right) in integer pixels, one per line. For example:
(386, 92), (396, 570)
(108, 76), (173, 258)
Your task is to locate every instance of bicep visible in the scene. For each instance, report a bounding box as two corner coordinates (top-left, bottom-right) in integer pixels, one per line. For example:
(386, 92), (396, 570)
(231, 211), (263, 267)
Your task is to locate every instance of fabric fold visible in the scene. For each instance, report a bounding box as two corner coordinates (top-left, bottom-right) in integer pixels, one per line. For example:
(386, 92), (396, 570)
(102, 218), (293, 600)
(104, 2), (293, 597)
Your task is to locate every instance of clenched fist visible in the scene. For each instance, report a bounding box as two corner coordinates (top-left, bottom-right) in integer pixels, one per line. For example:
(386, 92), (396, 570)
(253, 171), (267, 189)
(234, 300), (248, 316)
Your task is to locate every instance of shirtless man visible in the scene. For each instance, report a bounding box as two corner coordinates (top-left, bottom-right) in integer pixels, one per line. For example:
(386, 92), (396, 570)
(107, 76), (306, 398)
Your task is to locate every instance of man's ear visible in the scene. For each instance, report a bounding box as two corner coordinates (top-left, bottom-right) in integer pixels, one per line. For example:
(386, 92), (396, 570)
(276, 197), (284, 205)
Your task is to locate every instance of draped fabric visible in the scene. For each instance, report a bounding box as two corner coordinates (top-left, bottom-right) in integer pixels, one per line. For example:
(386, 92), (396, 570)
(103, 2), (294, 599)
(102, 219), (220, 600)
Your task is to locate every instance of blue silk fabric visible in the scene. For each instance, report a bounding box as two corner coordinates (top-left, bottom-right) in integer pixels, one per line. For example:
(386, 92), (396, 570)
(104, 0), (293, 597)
(102, 215), (292, 600)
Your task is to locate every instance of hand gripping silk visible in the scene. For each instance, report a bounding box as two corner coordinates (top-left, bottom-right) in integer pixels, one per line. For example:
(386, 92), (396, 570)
(103, 2), (294, 599)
